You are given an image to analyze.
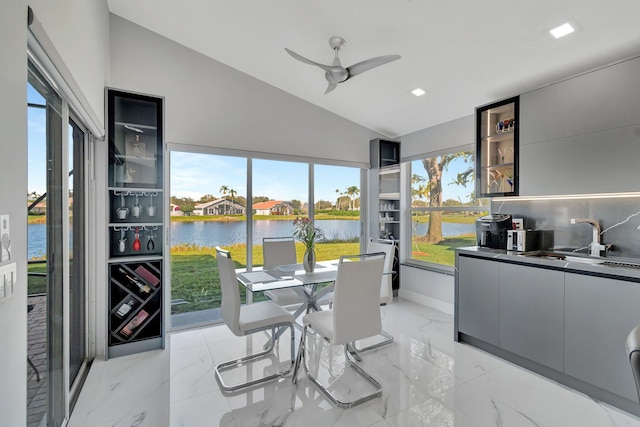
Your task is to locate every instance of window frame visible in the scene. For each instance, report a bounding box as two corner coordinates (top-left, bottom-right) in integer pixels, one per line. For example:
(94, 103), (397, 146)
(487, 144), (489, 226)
(403, 145), (488, 273)
(167, 144), (367, 319)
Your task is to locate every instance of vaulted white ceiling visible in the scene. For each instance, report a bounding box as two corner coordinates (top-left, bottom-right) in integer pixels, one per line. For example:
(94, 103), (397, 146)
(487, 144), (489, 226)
(108, 0), (640, 138)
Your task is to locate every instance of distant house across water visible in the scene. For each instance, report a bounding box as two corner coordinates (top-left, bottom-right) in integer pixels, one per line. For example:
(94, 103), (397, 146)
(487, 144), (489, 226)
(193, 199), (246, 216)
(252, 200), (294, 215)
(170, 203), (183, 216)
(28, 201), (47, 215)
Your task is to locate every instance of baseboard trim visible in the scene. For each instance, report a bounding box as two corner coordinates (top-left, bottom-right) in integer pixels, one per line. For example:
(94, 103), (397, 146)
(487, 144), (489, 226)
(398, 289), (454, 315)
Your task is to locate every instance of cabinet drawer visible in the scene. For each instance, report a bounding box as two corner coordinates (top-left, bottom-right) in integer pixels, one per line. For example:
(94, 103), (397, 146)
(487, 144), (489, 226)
(499, 263), (564, 371)
(458, 256), (500, 345)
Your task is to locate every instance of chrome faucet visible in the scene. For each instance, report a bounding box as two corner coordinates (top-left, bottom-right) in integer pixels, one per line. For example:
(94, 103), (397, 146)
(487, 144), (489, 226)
(570, 218), (606, 257)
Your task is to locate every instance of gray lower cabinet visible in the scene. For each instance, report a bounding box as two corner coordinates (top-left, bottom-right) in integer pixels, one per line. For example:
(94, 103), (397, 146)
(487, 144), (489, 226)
(458, 256), (499, 345)
(499, 263), (565, 371)
(564, 273), (640, 402)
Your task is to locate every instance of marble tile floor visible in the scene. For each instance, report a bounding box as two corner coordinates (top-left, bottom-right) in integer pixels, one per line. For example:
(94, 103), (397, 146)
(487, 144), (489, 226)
(69, 299), (640, 427)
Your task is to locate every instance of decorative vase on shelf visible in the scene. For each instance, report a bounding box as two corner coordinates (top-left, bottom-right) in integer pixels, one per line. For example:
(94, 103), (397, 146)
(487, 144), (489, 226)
(303, 248), (316, 273)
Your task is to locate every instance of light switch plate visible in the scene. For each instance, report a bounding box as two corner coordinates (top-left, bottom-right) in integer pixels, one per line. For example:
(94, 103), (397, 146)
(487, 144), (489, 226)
(0, 215), (11, 262)
(0, 262), (16, 301)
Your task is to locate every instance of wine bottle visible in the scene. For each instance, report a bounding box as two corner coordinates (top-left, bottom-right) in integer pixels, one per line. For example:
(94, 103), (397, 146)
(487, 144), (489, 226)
(118, 267), (150, 293)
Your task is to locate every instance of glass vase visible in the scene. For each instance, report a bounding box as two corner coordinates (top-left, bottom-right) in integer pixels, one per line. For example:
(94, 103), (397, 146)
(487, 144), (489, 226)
(303, 248), (316, 273)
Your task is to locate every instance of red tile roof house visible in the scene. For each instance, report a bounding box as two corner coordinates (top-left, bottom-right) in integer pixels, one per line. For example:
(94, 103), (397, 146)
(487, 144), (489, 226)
(252, 200), (295, 215)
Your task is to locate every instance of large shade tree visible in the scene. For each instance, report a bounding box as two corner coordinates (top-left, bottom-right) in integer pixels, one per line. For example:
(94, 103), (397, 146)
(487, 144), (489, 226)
(419, 152), (474, 243)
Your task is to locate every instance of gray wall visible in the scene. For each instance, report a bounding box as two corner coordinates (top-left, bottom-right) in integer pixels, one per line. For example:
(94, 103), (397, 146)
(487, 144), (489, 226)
(401, 114), (474, 159)
(0, 1), (109, 424)
(109, 15), (381, 163)
(0, 3), (28, 425)
(29, 0), (110, 128)
(494, 196), (640, 259)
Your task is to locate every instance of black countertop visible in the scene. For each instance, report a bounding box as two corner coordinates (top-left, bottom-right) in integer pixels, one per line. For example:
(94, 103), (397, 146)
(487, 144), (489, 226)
(456, 246), (640, 281)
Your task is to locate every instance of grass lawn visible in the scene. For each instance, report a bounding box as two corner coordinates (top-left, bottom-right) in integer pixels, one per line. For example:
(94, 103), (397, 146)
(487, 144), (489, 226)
(410, 234), (476, 265)
(27, 262), (47, 295)
(411, 212), (481, 224)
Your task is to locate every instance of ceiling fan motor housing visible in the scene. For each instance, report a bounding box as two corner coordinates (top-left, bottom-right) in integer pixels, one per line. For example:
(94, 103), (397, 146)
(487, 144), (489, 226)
(329, 36), (346, 51)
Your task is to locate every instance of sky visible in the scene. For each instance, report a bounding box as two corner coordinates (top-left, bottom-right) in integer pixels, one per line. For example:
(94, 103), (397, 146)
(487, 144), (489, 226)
(170, 152), (361, 204)
(27, 83), (474, 205)
(27, 84), (48, 196)
(169, 152), (473, 205)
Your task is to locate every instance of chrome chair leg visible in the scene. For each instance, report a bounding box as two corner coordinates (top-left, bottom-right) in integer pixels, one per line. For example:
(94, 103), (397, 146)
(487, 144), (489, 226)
(298, 327), (383, 408)
(215, 322), (295, 393)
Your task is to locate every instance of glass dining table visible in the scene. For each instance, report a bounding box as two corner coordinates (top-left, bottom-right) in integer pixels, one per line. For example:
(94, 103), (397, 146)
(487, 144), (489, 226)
(237, 257), (391, 357)
(236, 260), (339, 322)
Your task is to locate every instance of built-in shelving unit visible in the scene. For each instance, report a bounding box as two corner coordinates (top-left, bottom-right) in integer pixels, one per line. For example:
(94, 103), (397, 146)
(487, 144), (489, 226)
(107, 89), (165, 358)
(370, 139), (401, 294)
(476, 96), (519, 197)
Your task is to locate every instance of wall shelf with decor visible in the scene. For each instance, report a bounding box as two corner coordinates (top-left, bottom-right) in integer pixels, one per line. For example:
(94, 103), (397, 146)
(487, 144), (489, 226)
(106, 89), (165, 358)
(370, 139), (401, 294)
(476, 96), (520, 197)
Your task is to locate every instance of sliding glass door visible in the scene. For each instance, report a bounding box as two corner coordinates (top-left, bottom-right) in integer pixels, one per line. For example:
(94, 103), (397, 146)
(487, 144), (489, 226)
(68, 117), (87, 407)
(27, 62), (90, 427)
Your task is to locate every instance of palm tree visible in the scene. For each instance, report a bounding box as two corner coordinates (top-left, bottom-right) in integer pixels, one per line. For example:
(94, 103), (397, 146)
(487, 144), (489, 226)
(229, 188), (237, 214)
(219, 185), (230, 214)
(345, 186), (359, 211)
(335, 189), (344, 210)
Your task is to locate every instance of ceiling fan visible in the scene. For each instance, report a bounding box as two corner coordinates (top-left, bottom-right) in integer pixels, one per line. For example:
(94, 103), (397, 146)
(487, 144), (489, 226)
(285, 36), (401, 94)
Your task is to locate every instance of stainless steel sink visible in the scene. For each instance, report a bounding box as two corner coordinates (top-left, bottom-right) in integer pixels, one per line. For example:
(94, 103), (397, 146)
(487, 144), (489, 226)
(522, 251), (604, 264)
(522, 251), (640, 268)
(563, 255), (604, 265)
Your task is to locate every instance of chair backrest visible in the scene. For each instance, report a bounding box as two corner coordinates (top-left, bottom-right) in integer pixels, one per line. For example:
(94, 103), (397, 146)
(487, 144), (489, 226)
(263, 237), (297, 270)
(366, 239), (396, 305)
(626, 324), (640, 401)
(332, 252), (385, 345)
(215, 247), (242, 336)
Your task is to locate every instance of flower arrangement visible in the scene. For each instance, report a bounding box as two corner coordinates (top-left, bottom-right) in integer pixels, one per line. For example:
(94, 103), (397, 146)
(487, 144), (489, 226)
(293, 217), (324, 251)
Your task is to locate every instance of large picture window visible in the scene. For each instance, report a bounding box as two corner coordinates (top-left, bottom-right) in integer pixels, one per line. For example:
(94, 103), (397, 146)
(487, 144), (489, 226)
(169, 149), (363, 328)
(408, 148), (488, 269)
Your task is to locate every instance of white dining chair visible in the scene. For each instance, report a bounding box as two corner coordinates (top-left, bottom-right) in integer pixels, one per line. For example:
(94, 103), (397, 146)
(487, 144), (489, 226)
(352, 239), (396, 352)
(326, 239), (396, 353)
(214, 247), (296, 392)
(292, 252), (386, 408)
(262, 237), (306, 307)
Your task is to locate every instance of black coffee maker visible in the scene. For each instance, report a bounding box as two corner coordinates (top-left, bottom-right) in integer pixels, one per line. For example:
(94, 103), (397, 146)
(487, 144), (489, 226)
(476, 214), (512, 249)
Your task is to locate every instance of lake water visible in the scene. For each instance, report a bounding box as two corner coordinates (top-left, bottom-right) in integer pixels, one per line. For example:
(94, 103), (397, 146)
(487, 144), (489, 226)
(170, 219), (361, 247)
(27, 219), (475, 258)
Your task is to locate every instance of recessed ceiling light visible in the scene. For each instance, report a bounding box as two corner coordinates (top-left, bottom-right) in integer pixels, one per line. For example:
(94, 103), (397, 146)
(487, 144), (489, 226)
(550, 22), (575, 39)
(411, 87), (427, 97)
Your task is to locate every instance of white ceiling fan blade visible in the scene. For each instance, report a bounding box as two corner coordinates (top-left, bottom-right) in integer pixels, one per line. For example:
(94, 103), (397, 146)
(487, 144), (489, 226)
(285, 48), (332, 72)
(347, 54), (401, 78)
(324, 82), (338, 94)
